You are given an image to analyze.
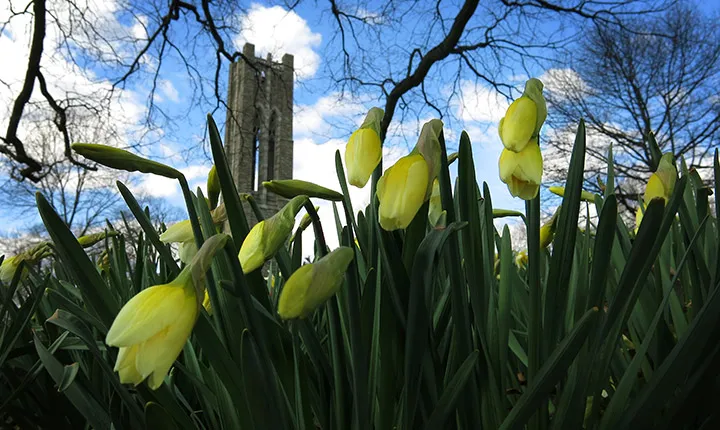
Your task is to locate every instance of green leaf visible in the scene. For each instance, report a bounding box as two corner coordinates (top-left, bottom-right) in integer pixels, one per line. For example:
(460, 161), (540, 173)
(33, 332), (112, 429)
(36, 192), (119, 327)
(424, 350), (480, 430)
(499, 307), (599, 430)
(145, 402), (180, 430)
(58, 363), (80, 392)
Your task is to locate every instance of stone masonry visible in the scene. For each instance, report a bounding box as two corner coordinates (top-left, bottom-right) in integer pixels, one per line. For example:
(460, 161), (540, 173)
(224, 43), (294, 224)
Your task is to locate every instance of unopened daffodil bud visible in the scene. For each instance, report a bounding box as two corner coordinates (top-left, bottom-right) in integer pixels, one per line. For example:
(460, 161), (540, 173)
(498, 78), (546, 153)
(636, 153), (676, 231)
(344, 108), (384, 188)
(548, 186), (597, 203)
(499, 139), (543, 200)
(539, 207), (560, 248)
(239, 195), (309, 273)
(72, 143), (182, 179)
(207, 165), (220, 210)
(428, 179), (444, 227)
(263, 179), (343, 201)
(0, 255), (26, 284)
(160, 204), (228, 264)
(278, 247), (354, 319)
(377, 154), (429, 231)
(413, 120), (444, 198)
(77, 231), (118, 248)
(106, 234), (227, 389)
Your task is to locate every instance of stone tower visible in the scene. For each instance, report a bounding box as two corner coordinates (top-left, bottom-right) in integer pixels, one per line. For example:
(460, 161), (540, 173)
(224, 43), (294, 220)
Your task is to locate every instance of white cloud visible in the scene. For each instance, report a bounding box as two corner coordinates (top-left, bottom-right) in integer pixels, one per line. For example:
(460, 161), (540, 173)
(131, 164), (209, 198)
(159, 79), (180, 103)
(457, 80), (508, 123)
(235, 4), (322, 79)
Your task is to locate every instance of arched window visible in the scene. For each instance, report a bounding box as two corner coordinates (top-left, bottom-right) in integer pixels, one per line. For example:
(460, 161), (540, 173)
(267, 111), (278, 180)
(252, 113), (261, 191)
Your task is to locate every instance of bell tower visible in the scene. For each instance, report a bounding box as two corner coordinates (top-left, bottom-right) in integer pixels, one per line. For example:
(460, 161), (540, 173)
(224, 43), (294, 219)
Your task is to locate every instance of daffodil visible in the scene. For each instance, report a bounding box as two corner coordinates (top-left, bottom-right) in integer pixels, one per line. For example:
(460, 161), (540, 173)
(540, 222), (555, 248)
(107, 234), (227, 389)
(548, 186), (597, 203)
(278, 247), (354, 319)
(344, 108), (384, 188)
(1, 243), (52, 284)
(160, 204), (228, 264)
(207, 165), (221, 210)
(377, 154), (429, 231)
(499, 139), (543, 200)
(0, 255), (26, 284)
(636, 153), (676, 231)
(498, 78), (546, 152)
(346, 128), (382, 188)
(239, 196), (308, 273)
(106, 269), (199, 389)
(515, 250), (528, 269)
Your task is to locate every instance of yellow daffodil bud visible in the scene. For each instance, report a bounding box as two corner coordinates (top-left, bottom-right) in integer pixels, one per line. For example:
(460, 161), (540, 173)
(499, 139), (543, 200)
(413, 120), (444, 198)
(346, 129), (382, 188)
(207, 165), (221, 210)
(77, 231), (118, 248)
(492, 209), (525, 218)
(644, 153), (676, 204)
(548, 186), (597, 203)
(498, 78), (546, 153)
(428, 179), (444, 227)
(515, 250), (528, 269)
(107, 234), (227, 389)
(344, 107), (384, 188)
(636, 153), (676, 231)
(539, 223), (555, 248)
(278, 247), (354, 319)
(72, 143), (182, 179)
(0, 255), (26, 284)
(160, 204), (227, 264)
(263, 179), (343, 201)
(377, 154), (429, 231)
(239, 195), (308, 273)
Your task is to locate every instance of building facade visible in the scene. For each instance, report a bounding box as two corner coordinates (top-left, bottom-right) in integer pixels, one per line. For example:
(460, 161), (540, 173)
(224, 43), (294, 221)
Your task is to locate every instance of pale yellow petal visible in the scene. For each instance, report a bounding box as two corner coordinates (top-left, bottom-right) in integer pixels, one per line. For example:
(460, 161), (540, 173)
(278, 264), (314, 319)
(178, 240), (198, 265)
(159, 220), (194, 244)
(115, 345), (144, 385)
(346, 129), (382, 188)
(239, 221), (267, 273)
(106, 285), (192, 347)
(500, 97), (537, 152)
(378, 154), (429, 231)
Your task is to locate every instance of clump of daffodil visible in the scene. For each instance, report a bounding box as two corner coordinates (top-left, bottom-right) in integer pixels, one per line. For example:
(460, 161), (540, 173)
(498, 79), (546, 200)
(377, 119), (443, 231)
(345, 108), (384, 188)
(107, 234), (227, 389)
(549, 186), (597, 203)
(160, 204), (228, 264)
(636, 153), (677, 231)
(499, 139), (543, 200)
(1, 243), (52, 284)
(278, 247), (354, 319)
(239, 195), (308, 273)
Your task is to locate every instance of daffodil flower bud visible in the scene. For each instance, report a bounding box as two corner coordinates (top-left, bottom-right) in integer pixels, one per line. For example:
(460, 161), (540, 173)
(159, 205), (228, 264)
(239, 195), (309, 273)
(207, 165), (221, 210)
(413, 119), (444, 198)
(499, 139), (543, 200)
(77, 231), (118, 248)
(498, 78), (546, 153)
(278, 247), (354, 319)
(377, 154), (429, 231)
(515, 250), (528, 269)
(539, 222), (555, 248)
(0, 255), (26, 284)
(72, 143), (182, 179)
(263, 179), (343, 201)
(344, 108), (384, 188)
(636, 153), (676, 231)
(106, 234), (227, 389)
(346, 129), (382, 188)
(549, 186), (597, 203)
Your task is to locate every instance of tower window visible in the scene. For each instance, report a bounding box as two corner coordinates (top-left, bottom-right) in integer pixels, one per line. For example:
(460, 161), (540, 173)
(267, 112), (277, 180)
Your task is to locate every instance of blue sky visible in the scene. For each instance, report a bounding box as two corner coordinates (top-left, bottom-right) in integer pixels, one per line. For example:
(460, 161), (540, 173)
(3, 0), (715, 248)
